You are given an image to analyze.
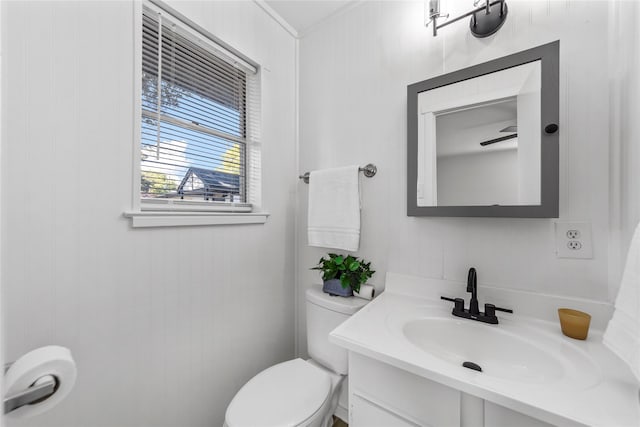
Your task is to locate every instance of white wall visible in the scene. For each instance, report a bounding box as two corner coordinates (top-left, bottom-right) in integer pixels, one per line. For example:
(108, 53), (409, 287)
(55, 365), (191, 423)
(297, 0), (611, 355)
(437, 149), (518, 206)
(0, 1), (296, 426)
(608, 0), (640, 299)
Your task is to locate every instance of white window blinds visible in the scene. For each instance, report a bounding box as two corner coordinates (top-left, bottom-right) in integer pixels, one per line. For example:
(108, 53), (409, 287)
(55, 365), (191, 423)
(141, 6), (254, 206)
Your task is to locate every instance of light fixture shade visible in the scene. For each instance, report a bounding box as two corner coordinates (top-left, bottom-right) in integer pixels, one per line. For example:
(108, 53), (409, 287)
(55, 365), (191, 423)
(425, 0), (438, 26)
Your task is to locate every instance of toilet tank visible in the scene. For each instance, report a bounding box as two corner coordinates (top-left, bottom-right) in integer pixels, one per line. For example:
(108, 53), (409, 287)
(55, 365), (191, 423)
(306, 285), (369, 374)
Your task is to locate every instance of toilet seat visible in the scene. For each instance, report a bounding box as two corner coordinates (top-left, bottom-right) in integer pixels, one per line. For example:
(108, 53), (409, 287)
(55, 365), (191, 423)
(225, 358), (332, 427)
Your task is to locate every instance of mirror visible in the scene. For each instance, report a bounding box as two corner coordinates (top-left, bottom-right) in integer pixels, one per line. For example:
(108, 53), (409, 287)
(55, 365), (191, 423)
(434, 96), (523, 206)
(407, 41), (559, 218)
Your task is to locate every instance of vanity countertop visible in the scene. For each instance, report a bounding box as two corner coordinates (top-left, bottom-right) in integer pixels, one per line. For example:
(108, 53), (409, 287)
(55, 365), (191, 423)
(329, 273), (640, 427)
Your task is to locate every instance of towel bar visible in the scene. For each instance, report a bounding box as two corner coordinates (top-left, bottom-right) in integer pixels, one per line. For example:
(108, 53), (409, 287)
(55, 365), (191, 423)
(299, 163), (377, 184)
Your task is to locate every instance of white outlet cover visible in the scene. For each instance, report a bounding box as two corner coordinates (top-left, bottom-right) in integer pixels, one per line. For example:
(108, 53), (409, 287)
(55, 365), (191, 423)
(555, 221), (593, 259)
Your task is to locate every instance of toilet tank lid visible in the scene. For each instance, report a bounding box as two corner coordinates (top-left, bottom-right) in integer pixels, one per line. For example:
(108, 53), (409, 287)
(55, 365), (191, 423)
(306, 285), (370, 315)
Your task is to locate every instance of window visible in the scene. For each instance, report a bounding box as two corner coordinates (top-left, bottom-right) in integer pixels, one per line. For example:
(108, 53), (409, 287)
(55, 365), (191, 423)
(137, 3), (261, 217)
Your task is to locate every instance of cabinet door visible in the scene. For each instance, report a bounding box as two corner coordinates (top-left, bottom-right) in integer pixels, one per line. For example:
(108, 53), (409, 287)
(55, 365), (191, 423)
(351, 393), (421, 427)
(485, 401), (555, 427)
(349, 353), (460, 426)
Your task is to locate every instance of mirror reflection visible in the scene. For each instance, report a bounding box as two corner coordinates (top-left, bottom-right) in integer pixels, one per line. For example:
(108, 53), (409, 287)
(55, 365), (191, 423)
(416, 60), (541, 207)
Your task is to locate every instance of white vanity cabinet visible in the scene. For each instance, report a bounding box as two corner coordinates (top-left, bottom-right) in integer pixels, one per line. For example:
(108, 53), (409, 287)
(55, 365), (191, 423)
(484, 402), (555, 427)
(348, 353), (554, 427)
(331, 274), (639, 427)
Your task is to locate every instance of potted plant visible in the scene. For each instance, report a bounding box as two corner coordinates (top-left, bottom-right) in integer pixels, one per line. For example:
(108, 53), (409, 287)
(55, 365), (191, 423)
(312, 253), (375, 297)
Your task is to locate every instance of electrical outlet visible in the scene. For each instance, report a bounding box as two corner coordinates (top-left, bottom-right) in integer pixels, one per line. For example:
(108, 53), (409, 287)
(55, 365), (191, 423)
(566, 229), (580, 239)
(567, 241), (582, 250)
(555, 221), (593, 259)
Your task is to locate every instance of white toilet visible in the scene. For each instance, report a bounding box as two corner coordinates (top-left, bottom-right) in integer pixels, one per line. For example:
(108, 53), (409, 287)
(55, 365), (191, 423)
(224, 285), (369, 427)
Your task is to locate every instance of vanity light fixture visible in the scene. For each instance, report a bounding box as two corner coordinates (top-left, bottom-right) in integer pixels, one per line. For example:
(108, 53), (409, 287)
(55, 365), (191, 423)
(425, 0), (508, 38)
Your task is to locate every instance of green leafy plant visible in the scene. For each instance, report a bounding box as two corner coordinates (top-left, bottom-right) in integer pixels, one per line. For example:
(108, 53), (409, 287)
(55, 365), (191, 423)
(311, 253), (375, 293)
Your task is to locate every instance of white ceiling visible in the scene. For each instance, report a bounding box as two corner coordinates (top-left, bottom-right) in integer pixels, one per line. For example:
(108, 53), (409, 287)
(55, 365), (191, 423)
(264, 1), (357, 35)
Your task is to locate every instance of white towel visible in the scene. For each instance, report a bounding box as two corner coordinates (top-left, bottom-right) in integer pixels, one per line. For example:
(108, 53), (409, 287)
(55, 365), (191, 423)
(603, 221), (640, 382)
(307, 165), (360, 252)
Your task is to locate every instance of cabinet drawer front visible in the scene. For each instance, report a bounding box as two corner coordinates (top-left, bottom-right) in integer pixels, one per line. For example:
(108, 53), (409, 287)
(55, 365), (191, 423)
(351, 393), (422, 427)
(349, 353), (461, 427)
(485, 402), (556, 427)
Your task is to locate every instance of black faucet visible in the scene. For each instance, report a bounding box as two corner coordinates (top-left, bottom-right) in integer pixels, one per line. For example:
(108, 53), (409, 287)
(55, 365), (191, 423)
(441, 267), (513, 324)
(467, 267), (479, 315)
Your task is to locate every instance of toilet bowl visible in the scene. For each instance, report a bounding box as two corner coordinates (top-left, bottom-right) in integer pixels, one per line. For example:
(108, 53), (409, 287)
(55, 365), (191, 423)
(224, 285), (369, 427)
(224, 358), (342, 427)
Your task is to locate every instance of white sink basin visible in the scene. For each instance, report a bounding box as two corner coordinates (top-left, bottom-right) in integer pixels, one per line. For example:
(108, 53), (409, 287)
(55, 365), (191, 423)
(402, 315), (601, 389)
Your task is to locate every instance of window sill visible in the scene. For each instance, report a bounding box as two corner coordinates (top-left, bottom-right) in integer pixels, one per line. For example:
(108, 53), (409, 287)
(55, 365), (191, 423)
(123, 211), (269, 228)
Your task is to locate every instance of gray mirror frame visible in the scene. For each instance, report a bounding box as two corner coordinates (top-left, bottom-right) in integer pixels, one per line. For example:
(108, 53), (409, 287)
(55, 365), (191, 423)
(407, 41), (559, 218)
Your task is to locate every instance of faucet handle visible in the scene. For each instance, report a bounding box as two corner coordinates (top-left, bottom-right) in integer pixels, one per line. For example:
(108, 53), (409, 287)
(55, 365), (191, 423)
(441, 296), (465, 312)
(484, 303), (513, 317)
(484, 303), (496, 317)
